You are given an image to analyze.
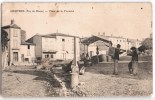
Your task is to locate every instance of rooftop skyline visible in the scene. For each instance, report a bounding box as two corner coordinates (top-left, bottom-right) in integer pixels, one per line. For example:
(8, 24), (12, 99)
(2, 3), (152, 40)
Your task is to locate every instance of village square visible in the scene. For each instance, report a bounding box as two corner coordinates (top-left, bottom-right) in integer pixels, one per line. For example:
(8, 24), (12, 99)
(1, 3), (153, 97)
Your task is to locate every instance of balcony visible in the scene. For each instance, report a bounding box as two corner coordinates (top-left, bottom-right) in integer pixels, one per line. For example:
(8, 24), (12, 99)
(42, 49), (57, 53)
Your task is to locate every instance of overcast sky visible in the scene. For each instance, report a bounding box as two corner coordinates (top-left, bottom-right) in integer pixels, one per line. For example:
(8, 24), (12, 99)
(2, 3), (152, 40)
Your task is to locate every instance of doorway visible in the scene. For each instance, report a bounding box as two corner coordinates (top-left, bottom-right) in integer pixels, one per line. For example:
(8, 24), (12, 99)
(13, 52), (18, 62)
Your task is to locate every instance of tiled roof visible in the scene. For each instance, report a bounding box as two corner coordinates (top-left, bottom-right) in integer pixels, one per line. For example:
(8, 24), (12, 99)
(2, 24), (21, 29)
(39, 35), (56, 38)
(81, 35), (110, 45)
(46, 33), (80, 38)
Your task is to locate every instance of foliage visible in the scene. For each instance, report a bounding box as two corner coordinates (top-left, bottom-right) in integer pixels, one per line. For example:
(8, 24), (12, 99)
(141, 38), (152, 49)
(138, 45), (146, 52)
(1, 29), (9, 51)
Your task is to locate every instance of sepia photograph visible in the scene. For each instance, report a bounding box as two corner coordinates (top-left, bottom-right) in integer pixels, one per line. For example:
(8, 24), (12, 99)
(1, 2), (153, 97)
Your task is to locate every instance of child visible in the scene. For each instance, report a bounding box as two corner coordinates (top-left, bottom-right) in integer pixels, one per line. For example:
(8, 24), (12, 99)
(129, 47), (138, 75)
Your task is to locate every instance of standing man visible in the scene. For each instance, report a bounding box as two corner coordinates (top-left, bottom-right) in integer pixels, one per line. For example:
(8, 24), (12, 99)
(107, 42), (123, 75)
(96, 46), (99, 63)
(113, 44), (121, 75)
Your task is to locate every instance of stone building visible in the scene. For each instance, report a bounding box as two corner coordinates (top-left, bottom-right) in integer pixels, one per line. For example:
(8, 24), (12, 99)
(2, 20), (35, 65)
(27, 33), (80, 62)
(80, 33), (142, 57)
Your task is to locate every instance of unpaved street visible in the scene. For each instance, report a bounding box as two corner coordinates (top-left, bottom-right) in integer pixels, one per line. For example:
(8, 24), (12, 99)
(2, 61), (153, 97)
(2, 66), (63, 97)
(75, 62), (152, 96)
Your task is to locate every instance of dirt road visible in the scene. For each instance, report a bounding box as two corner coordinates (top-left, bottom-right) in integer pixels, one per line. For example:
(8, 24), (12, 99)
(2, 61), (152, 97)
(75, 62), (153, 96)
(2, 66), (63, 97)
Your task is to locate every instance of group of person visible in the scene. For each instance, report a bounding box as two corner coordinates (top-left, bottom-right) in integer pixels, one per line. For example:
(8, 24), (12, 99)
(108, 42), (138, 76)
(80, 53), (91, 67)
(80, 41), (139, 76)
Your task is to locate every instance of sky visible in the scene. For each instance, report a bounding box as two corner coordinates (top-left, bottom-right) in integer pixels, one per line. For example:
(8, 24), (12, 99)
(2, 2), (152, 40)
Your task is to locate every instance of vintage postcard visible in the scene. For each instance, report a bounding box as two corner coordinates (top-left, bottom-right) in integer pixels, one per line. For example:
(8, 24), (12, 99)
(1, 2), (152, 97)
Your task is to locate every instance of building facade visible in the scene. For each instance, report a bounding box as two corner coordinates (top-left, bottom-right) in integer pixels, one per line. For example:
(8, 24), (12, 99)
(80, 33), (142, 57)
(27, 33), (80, 61)
(2, 20), (35, 65)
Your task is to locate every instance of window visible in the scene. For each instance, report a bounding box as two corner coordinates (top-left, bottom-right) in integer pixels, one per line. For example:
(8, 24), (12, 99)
(45, 38), (48, 42)
(25, 58), (29, 62)
(13, 52), (18, 62)
(28, 45), (30, 49)
(37, 57), (41, 60)
(27, 50), (31, 56)
(13, 29), (18, 37)
(13, 39), (18, 48)
(120, 40), (121, 42)
(13, 32), (18, 37)
(62, 39), (65, 42)
(62, 44), (65, 51)
(51, 54), (54, 58)
(45, 55), (49, 58)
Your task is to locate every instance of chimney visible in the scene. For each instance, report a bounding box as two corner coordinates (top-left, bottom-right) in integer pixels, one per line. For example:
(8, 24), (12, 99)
(11, 19), (14, 24)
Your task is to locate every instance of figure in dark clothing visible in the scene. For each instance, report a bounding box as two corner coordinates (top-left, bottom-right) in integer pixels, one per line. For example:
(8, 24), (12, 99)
(112, 44), (121, 75)
(129, 47), (138, 75)
(131, 48), (138, 61)
(113, 47), (121, 60)
(80, 53), (86, 61)
(107, 42), (124, 75)
(84, 53), (90, 67)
